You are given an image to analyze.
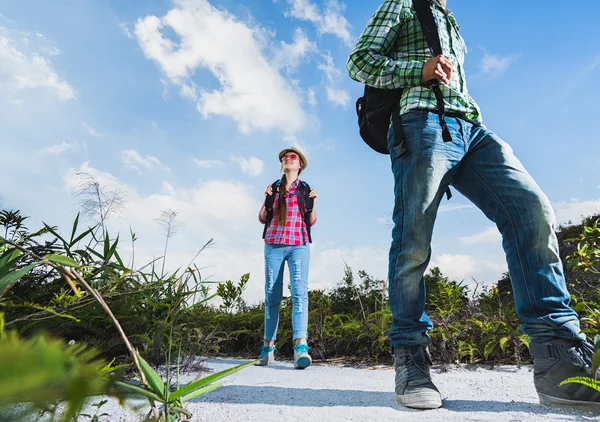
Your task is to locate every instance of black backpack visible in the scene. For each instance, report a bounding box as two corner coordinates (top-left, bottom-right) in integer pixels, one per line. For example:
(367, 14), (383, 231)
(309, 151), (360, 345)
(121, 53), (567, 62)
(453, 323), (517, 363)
(355, 0), (452, 157)
(262, 179), (314, 243)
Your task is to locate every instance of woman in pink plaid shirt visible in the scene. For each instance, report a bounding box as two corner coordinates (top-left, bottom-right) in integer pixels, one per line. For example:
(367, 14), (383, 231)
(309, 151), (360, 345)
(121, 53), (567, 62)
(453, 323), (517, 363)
(256, 147), (318, 369)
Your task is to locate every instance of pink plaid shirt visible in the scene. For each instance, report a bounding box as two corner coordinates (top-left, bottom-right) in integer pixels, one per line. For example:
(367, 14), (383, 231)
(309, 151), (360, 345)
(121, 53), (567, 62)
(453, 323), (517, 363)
(259, 179), (316, 245)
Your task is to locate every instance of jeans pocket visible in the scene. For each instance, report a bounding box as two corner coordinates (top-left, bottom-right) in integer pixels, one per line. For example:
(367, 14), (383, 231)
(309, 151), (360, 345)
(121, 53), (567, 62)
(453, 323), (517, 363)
(400, 110), (430, 123)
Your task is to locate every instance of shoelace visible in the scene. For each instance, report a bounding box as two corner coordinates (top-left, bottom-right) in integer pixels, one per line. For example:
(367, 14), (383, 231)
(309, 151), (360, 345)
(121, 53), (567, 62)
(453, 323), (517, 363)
(407, 347), (430, 381)
(567, 343), (592, 369)
(293, 344), (311, 353)
(395, 347), (430, 382)
(260, 345), (277, 357)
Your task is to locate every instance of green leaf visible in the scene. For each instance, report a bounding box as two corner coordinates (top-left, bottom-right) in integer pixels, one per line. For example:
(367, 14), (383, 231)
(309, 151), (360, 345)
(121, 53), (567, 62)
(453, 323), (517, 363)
(103, 234), (110, 260)
(43, 223), (68, 247)
(168, 405), (193, 417)
(0, 263), (37, 297)
(137, 354), (166, 398)
(69, 213), (80, 246)
(114, 381), (165, 403)
(70, 226), (96, 247)
(499, 336), (510, 353)
(180, 382), (223, 402)
(44, 254), (79, 268)
(483, 339), (498, 361)
(560, 376), (600, 392)
(191, 293), (218, 307)
(0, 248), (21, 278)
(107, 236), (120, 261)
(592, 350), (600, 381)
(170, 360), (257, 401)
(518, 334), (530, 348)
(114, 249), (124, 267)
(86, 247), (106, 261)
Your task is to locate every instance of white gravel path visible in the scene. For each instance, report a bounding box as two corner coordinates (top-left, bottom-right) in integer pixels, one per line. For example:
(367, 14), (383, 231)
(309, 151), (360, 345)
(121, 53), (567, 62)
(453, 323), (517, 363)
(5, 358), (600, 421)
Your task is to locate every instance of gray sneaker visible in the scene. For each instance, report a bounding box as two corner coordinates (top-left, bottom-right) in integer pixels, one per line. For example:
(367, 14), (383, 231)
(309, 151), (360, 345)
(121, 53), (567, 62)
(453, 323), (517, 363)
(255, 345), (276, 366)
(394, 346), (442, 409)
(530, 338), (600, 410)
(293, 343), (312, 369)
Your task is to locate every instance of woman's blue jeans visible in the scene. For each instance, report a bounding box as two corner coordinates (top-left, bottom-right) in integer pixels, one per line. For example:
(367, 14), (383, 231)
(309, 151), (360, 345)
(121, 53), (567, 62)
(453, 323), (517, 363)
(263, 243), (310, 341)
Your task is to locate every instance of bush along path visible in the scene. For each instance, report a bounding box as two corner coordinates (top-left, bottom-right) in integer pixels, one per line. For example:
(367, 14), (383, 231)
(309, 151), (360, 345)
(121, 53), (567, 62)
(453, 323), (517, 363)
(0, 207), (599, 420)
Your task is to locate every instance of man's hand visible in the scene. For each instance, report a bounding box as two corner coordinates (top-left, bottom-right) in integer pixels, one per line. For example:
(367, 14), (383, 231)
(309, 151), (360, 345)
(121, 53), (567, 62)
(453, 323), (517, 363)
(421, 55), (452, 85)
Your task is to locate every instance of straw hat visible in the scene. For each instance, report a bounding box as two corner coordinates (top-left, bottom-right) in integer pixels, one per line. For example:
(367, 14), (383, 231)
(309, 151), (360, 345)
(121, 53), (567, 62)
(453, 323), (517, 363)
(278, 147), (307, 170)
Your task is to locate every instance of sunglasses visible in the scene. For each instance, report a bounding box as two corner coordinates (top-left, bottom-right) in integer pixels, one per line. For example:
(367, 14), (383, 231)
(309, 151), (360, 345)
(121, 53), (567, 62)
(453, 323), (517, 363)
(281, 154), (298, 162)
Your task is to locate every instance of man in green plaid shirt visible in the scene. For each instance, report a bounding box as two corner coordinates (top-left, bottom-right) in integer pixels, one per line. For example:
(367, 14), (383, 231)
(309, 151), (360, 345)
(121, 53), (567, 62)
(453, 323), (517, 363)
(347, 0), (599, 411)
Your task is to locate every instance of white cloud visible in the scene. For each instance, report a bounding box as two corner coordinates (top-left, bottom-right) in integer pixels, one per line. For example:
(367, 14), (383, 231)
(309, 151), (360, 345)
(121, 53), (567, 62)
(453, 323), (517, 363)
(285, 0), (352, 45)
(0, 14), (15, 25)
(429, 253), (507, 285)
(160, 78), (169, 100)
(0, 25), (76, 100)
(325, 87), (350, 107)
(85, 124), (102, 138)
(430, 253), (478, 281)
(179, 81), (198, 100)
(192, 158), (225, 169)
(439, 203), (477, 213)
(317, 51), (340, 81)
(459, 226), (501, 245)
(63, 161), (122, 193)
(119, 22), (134, 39)
(273, 28), (316, 72)
(121, 149), (171, 173)
(317, 52), (349, 107)
(478, 50), (518, 78)
(231, 156), (264, 177)
(133, 0), (307, 134)
(283, 134), (310, 158)
(308, 245), (388, 293)
(554, 198), (600, 225)
(62, 161), (269, 302)
(307, 87), (317, 106)
(39, 140), (76, 155)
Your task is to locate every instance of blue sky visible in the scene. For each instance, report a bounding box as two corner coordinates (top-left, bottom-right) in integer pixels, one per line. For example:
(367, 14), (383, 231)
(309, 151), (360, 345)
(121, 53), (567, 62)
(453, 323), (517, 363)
(1, 0), (599, 304)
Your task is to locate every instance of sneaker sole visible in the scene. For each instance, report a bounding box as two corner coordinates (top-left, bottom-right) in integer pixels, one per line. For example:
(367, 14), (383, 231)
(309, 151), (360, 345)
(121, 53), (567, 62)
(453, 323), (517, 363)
(294, 356), (312, 369)
(396, 391), (442, 409)
(538, 392), (600, 411)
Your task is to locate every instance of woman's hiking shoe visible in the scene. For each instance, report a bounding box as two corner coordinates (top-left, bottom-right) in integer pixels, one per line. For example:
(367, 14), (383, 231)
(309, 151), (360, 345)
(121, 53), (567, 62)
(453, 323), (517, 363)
(255, 345), (276, 366)
(293, 343), (312, 369)
(394, 346), (442, 409)
(530, 338), (600, 411)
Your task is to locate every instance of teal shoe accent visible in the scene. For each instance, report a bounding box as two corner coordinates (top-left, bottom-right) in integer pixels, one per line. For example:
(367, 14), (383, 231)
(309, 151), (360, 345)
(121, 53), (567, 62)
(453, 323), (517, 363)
(256, 345), (276, 366)
(293, 343), (312, 369)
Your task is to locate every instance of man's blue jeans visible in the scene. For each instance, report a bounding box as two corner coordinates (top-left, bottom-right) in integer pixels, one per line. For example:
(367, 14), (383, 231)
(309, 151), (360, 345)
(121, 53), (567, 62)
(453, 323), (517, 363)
(387, 110), (585, 347)
(263, 243), (310, 341)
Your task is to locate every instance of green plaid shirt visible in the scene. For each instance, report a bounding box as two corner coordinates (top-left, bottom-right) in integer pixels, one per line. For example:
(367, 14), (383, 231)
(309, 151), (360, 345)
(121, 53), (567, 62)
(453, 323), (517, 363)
(346, 0), (482, 124)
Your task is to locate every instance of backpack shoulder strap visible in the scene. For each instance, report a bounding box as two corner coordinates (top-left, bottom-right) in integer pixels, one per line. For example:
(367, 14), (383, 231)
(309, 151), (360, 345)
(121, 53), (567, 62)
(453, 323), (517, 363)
(264, 179), (281, 211)
(299, 181), (314, 212)
(412, 0), (442, 56)
(262, 179), (281, 239)
(299, 180), (314, 243)
(412, 0), (452, 143)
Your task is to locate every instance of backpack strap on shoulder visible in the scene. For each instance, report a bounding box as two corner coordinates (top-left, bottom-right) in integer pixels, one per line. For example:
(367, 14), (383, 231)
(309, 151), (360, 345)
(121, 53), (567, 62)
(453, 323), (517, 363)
(299, 181), (314, 243)
(391, 103), (406, 157)
(412, 0), (452, 143)
(262, 179), (281, 239)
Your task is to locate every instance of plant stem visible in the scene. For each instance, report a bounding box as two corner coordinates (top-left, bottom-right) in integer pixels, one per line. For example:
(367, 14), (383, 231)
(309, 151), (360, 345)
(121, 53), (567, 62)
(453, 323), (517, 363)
(1, 237), (148, 386)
